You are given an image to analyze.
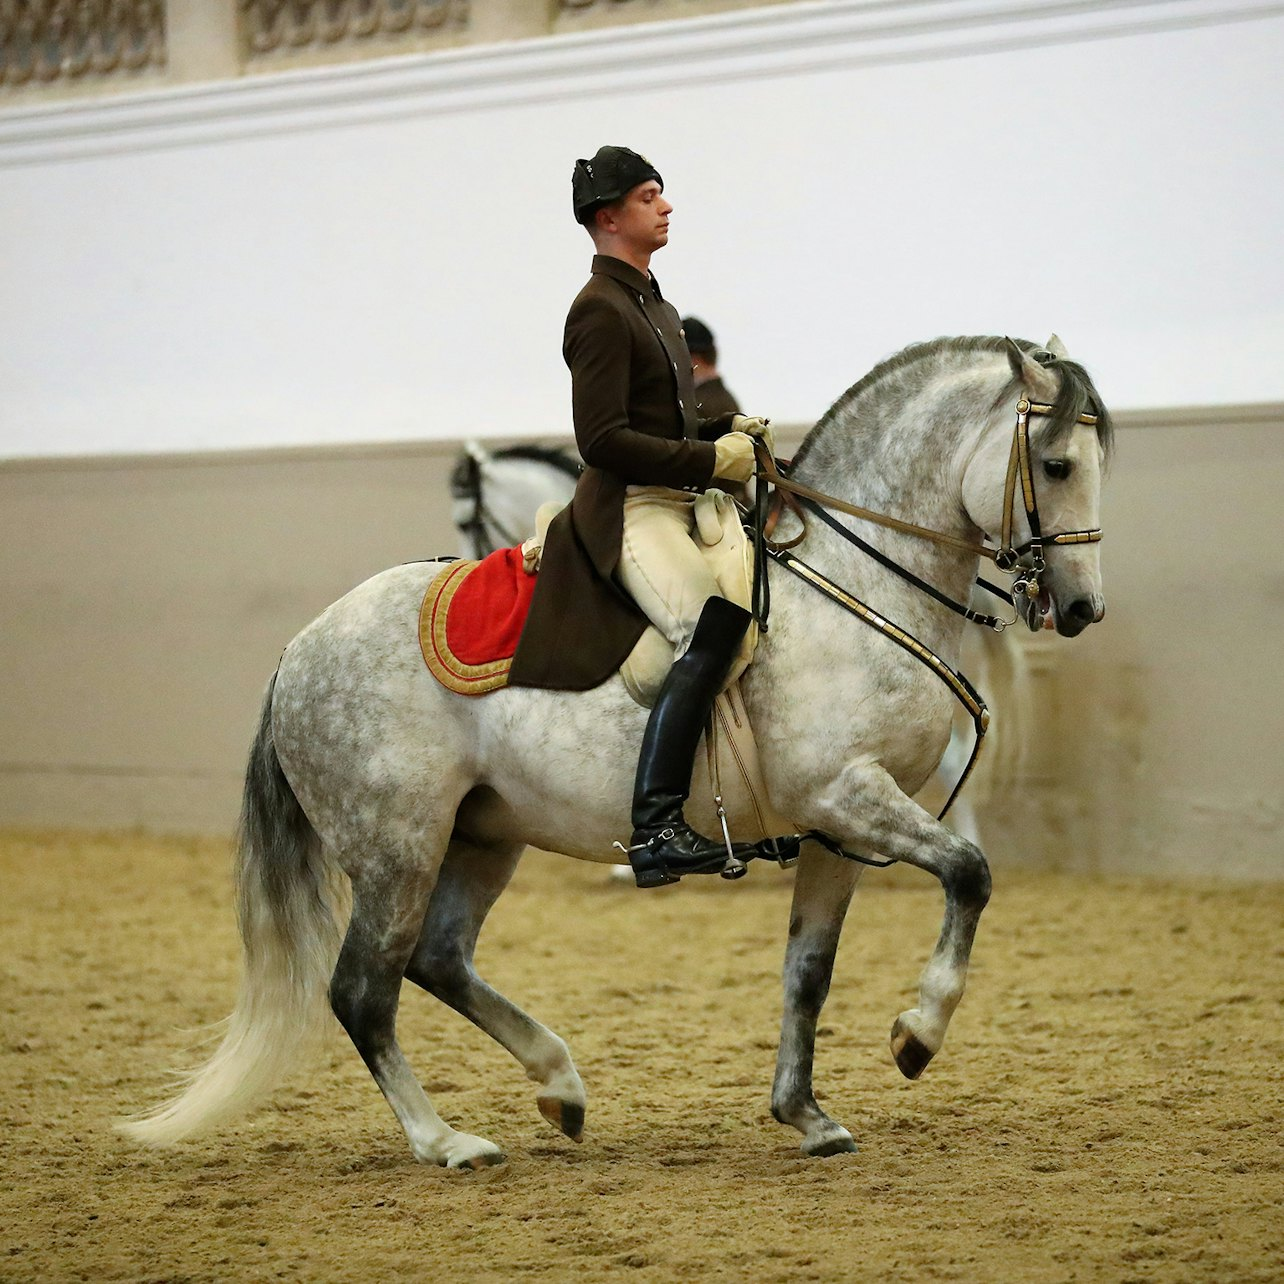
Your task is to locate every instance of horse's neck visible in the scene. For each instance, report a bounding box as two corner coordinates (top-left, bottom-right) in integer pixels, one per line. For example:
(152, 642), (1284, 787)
(485, 460), (576, 547)
(781, 391), (983, 661)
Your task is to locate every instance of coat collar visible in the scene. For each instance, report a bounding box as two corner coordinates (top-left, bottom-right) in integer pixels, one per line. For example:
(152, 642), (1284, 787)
(591, 254), (663, 302)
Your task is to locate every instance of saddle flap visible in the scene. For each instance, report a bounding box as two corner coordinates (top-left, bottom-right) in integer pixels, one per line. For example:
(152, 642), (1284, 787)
(685, 680), (796, 845)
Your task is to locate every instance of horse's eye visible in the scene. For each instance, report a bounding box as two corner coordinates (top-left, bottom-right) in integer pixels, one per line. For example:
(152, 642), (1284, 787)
(1043, 459), (1072, 481)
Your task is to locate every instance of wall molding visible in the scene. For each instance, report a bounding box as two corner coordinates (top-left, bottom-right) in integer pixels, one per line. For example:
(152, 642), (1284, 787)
(2, 0), (1282, 167)
(3, 402), (1279, 474)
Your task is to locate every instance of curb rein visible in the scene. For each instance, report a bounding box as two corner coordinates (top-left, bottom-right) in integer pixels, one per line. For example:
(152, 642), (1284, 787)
(748, 398), (1101, 864)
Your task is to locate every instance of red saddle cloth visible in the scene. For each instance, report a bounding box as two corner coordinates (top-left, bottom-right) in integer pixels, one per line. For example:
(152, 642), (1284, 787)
(419, 547), (537, 695)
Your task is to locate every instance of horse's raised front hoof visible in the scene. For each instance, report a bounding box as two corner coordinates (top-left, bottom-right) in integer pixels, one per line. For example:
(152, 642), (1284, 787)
(802, 1126), (858, 1158)
(890, 1015), (935, 1080)
(538, 1095), (585, 1143)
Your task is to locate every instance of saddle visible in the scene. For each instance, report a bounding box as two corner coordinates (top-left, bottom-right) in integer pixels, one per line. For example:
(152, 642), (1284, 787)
(418, 491), (793, 843)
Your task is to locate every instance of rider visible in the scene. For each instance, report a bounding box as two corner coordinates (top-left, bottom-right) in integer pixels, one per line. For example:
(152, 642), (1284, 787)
(508, 145), (774, 889)
(682, 317), (741, 419)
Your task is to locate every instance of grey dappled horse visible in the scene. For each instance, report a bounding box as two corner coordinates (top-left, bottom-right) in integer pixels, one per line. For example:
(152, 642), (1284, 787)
(122, 336), (1110, 1168)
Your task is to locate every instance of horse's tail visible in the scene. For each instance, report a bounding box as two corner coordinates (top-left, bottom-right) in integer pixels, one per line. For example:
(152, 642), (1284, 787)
(119, 672), (344, 1145)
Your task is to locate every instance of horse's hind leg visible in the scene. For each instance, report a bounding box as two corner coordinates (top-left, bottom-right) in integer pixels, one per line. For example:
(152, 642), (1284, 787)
(772, 845), (863, 1156)
(816, 764), (991, 1080)
(330, 853), (505, 1170)
(405, 838), (587, 1143)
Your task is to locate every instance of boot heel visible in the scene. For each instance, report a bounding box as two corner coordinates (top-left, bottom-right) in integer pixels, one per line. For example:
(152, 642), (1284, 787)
(634, 864), (681, 889)
(623, 834), (682, 889)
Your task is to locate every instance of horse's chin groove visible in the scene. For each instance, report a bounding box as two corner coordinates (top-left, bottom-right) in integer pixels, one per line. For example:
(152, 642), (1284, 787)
(538, 1096), (586, 1143)
(890, 1018), (935, 1080)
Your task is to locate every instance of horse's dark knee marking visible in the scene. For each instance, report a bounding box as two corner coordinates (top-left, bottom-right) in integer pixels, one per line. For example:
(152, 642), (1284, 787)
(945, 844), (991, 909)
(406, 943), (472, 1002)
(329, 970), (400, 1063)
(788, 949), (836, 1022)
(329, 920), (411, 1059)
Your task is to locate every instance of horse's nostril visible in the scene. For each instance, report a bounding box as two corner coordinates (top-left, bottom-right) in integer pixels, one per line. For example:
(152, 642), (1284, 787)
(1068, 598), (1096, 625)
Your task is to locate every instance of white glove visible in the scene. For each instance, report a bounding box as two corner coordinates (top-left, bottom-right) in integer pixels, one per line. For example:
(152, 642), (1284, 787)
(712, 431), (756, 484)
(732, 414), (775, 455)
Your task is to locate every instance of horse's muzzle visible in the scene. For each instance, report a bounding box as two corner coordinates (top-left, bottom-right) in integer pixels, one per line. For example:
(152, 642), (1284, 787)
(1057, 595), (1105, 637)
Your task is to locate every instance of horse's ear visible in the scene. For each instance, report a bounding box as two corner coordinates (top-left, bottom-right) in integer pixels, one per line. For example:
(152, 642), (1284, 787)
(1045, 333), (1069, 359)
(1004, 336), (1059, 401)
(465, 440), (491, 464)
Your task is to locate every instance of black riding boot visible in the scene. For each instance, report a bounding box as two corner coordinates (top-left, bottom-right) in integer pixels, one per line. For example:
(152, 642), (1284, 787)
(627, 597), (763, 889)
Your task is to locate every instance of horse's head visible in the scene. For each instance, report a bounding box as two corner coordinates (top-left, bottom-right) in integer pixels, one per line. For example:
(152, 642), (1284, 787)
(449, 441), (581, 560)
(961, 336), (1112, 638)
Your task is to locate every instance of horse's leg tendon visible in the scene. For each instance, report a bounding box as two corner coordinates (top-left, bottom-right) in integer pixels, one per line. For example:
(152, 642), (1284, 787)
(405, 839), (587, 1143)
(772, 845), (863, 1156)
(815, 765), (991, 1080)
(330, 858), (506, 1169)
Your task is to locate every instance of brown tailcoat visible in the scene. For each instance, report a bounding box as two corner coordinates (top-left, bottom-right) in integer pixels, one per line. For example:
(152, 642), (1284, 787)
(508, 255), (735, 691)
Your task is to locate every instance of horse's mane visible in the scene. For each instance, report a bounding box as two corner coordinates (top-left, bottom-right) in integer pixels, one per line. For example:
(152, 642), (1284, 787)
(794, 336), (1114, 469)
(490, 444), (584, 480)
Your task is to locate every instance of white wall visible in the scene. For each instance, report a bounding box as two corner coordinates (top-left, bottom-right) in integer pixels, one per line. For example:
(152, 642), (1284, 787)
(2, 0), (1283, 460)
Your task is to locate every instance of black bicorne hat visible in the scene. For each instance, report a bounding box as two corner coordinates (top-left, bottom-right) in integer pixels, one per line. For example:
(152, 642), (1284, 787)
(572, 146), (663, 225)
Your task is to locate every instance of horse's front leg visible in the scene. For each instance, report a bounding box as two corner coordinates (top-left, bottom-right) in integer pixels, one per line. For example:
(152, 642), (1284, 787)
(772, 844), (864, 1156)
(816, 764), (991, 1080)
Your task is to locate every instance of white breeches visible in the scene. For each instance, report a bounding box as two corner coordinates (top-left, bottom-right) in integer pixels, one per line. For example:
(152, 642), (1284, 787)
(617, 486), (723, 656)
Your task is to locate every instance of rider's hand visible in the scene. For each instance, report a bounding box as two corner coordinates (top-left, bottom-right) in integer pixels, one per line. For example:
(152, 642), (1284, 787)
(712, 431), (757, 484)
(732, 414), (775, 455)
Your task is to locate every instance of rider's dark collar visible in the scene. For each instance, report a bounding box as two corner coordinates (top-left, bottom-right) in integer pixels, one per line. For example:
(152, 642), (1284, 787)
(591, 254), (663, 302)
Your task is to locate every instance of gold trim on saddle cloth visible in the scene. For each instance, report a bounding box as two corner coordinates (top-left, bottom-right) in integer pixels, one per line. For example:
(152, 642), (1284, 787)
(419, 560), (514, 696)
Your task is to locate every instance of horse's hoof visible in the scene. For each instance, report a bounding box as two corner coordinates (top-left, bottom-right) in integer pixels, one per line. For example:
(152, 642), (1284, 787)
(890, 1015), (935, 1080)
(538, 1096), (585, 1143)
(456, 1149), (507, 1171)
(432, 1131), (507, 1170)
(803, 1130), (858, 1158)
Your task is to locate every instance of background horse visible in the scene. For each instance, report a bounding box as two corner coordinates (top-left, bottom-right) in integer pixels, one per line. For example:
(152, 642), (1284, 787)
(449, 442), (580, 561)
(123, 335), (1110, 1168)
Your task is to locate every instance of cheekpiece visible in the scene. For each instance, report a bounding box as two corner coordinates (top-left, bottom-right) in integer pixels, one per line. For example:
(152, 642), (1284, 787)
(572, 145), (663, 225)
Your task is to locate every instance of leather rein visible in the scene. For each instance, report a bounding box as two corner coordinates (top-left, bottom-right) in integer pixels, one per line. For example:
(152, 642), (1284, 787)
(749, 397), (1101, 836)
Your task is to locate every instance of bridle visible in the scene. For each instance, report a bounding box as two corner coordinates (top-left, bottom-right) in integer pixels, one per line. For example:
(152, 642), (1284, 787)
(452, 446), (583, 561)
(755, 396), (1102, 631)
(453, 452), (520, 559)
(995, 397), (1102, 611)
(747, 396), (1102, 835)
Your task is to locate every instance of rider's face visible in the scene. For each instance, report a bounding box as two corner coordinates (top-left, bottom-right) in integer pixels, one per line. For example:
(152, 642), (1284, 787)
(601, 181), (672, 253)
